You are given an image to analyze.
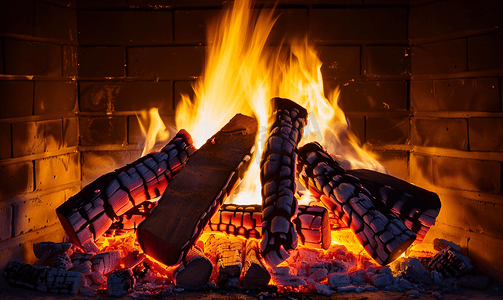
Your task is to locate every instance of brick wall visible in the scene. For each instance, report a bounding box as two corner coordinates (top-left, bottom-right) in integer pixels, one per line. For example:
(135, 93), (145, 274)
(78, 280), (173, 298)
(408, 0), (503, 282)
(1, 0), (502, 284)
(0, 0), (79, 270)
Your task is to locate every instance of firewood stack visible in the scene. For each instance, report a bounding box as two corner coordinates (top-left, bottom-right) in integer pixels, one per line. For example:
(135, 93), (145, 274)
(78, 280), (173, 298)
(260, 98), (308, 266)
(296, 142), (417, 265)
(137, 114), (258, 266)
(56, 130), (196, 252)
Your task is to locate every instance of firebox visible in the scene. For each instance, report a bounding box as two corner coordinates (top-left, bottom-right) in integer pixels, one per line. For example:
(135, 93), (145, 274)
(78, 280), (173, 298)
(0, 0), (502, 295)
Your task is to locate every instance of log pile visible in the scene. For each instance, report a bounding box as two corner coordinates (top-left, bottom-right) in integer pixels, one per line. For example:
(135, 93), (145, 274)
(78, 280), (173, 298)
(260, 98), (308, 266)
(137, 114), (258, 266)
(56, 130), (196, 251)
(205, 204), (331, 249)
(296, 142), (416, 265)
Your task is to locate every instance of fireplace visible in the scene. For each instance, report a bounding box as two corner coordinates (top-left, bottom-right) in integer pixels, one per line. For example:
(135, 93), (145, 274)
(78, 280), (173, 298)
(0, 0), (502, 292)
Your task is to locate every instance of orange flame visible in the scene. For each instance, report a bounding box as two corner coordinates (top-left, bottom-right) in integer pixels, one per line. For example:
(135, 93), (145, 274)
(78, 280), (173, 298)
(136, 108), (170, 156)
(175, 0), (385, 205)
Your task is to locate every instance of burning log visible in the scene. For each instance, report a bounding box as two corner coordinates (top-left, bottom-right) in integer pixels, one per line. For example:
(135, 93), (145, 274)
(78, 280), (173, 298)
(174, 246), (213, 288)
(104, 200), (158, 237)
(107, 269), (136, 297)
(206, 204), (331, 249)
(347, 169), (441, 243)
(209, 235), (245, 287)
(91, 251), (121, 274)
(241, 239), (270, 289)
(56, 130), (196, 251)
(137, 114), (258, 266)
(260, 98), (308, 266)
(296, 142), (416, 265)
(3, 261), (85, 294)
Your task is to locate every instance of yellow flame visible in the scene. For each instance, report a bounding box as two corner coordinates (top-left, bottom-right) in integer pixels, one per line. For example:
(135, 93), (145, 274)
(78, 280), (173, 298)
(176, 0), (386, 205)
(137, 108), (170, 156)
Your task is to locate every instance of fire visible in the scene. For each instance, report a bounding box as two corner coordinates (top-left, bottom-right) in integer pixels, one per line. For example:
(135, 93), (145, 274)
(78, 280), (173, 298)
(136, 108), (171, 156)
(175, 0), (385, 205)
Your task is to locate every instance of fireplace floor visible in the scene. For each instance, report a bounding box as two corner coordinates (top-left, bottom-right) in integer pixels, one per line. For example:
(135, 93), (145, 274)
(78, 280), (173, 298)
(1, 278), (503, 300)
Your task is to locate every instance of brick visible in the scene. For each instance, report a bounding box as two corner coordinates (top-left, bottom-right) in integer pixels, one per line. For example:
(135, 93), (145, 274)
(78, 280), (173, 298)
(40, 0), (76, 7)
(469, 118), (503, 152)
(432, 156), (500, 193)
(174, 9), (219, 42)
(35, 152), (80, 190)
(337, 81), (408, 112)
(79, 81), (173, 114)
(310, 8), (407, 41)
(34, 2), (77, 41)
(128, 46), (204, 77)
(411, 39), (467, 75)
(0, 81), (34, 119)
(78, 47), (124, 78)
(367, 117), (409, 145)
(269, 9), (308, 44)
(0, 39), (3, 74)
(4, 39), (62, 77)
(0, 0), (34, 35)
(0, 225), (67, 269)
(0, 201), (12, 241)
(79, 116), (126, 146)
(468, 32), (503, 71)
(435, 194), (503, 239)
(77, 0), (127, 9)
(79, 11), (172, 44)
(12, 190), (66, 237)
(174, 81), (196, 108)
(411, 118), (468, 150)
(0, 162), (34, 201)
(128, 0), (223, 7)
(63, 117), (78, 148)
(62, 45), (78, 77)
(12, 120), (63, 157)
(409, 0), (502, 39)
(347, 116), (365, 145)
(409, 154), (433, 188)
(412, 78), (500, 112)
(367, 46), (410, 76)
(318, 46), (360, 78)
(0, 123), (11, 159)
(81, 150), (141, 186)
(374, 150), (409, 181)
(34, 81), (77, 115)
(128, 115), (175, 145)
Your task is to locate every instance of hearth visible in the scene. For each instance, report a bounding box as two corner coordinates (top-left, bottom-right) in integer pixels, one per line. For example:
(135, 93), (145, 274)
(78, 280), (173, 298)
(0, 0), (502, 298)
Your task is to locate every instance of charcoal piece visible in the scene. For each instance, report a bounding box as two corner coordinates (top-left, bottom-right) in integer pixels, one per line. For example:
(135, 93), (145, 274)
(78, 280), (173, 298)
(71, 252), (93, 266)
(205, 204), (331, 249)
(3, 261), (84, 294)
(91, 251), (121, 274)
(69, 261), (92, 275)
(137, 114), (257, 266)
(347, 169), (441, 243)
(107, 269), (135, 297)
(33, 242), (72, 258)
(260, 98), (308, 266)
(56, 130), (196, 250)
(296, 142), (416, 265)
(428, 247), (473, 278)
(47, 253), (73, 270)
(174, 246), (212, 288)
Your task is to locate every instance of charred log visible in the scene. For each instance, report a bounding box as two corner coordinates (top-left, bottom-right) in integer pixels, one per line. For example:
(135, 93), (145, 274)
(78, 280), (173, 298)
(296, 142), (416, 265)
(206, 204), (331, 249)
(104, 200), (158, 237)
(241, 239), (270, 289)
(347, 169), (441, 243)
(428, 247), (473, 278)
(107, 269), (136, 297)
(174, 246), (212, 288)
(33, 242), (72, 258)
(3, 261), (85, 294)
(260, 98), (308, 266)
(137, 114), (257, 266)
(56, 130), (196, 251)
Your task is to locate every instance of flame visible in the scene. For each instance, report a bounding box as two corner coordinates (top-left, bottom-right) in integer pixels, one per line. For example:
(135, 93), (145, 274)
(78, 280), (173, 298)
(175, 0), (385, 206)
(137, 108), (171, 156)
